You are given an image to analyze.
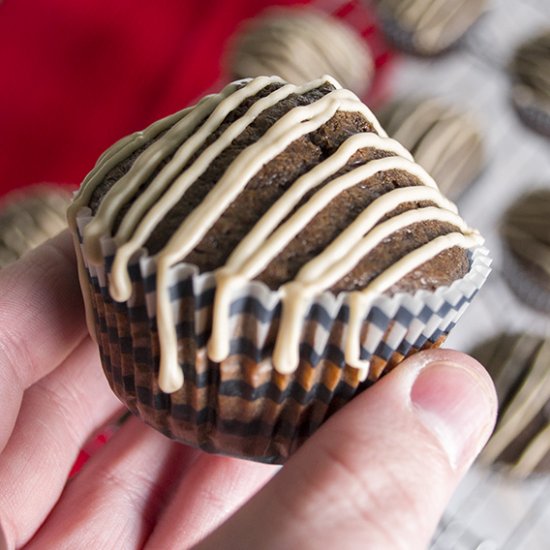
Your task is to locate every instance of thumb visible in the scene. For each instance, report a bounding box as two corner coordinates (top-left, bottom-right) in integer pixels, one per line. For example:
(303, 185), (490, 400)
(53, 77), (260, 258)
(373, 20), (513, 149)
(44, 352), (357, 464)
(197, 350), (497, 550)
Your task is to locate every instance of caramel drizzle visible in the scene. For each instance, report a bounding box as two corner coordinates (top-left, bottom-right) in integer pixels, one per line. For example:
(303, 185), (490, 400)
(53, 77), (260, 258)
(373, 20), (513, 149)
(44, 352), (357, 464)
(68, 76), (481, 393)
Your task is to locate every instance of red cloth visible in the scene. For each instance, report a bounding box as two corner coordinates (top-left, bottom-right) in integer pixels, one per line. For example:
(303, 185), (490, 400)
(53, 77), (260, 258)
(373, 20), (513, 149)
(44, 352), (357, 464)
(0, 0), (309, 196)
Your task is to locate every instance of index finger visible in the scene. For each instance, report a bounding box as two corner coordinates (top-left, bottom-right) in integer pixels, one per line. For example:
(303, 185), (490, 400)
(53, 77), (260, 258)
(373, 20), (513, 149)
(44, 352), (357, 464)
(0, 229), (88, 449)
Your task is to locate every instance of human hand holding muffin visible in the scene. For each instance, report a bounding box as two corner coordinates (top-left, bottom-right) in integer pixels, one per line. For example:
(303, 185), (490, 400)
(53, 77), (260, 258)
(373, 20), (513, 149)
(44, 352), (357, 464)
(0, 76), (496, 548)
(0, 232), (496, 549)
(67, 76), (490, 463)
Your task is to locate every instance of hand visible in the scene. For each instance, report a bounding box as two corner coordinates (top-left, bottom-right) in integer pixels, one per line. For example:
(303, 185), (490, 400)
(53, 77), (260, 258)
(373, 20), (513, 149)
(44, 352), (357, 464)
(0, 231), (497, 550)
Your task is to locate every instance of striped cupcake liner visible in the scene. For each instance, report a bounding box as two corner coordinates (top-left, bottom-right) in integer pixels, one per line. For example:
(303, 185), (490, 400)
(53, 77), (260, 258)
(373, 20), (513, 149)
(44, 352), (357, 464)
(76, 207), (491, 463)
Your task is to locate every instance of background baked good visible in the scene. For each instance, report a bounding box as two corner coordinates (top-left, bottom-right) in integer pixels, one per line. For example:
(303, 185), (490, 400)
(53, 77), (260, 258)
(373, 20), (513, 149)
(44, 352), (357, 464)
(473, 332), (550, 478)
(501, 188), (550, 313)
(374, 0), (487, 56)
(378, 97), (484, 199)
(226, 7), (373, 97)
(0, 184), (71, 268)
(510, 30), (550, 137)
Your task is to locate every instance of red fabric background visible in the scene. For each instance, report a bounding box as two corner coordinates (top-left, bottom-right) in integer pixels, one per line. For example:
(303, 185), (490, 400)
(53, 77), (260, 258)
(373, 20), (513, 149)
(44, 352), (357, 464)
(0, 0), (394, 198)
(0, 0), (311, 196)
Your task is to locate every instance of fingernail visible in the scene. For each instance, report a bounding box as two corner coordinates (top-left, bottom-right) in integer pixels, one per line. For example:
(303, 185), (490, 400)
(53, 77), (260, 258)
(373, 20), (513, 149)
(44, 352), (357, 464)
(411, 360), (496, 470)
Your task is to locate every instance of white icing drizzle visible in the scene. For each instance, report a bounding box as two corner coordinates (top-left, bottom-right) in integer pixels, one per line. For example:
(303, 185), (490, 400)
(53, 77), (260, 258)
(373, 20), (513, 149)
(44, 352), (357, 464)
(68, 76), (481, 393)
(67, 94), (210, 339)
(343, 231), (479, 370)
(85, 82), (250, 266)
(226, 133), (414, 270)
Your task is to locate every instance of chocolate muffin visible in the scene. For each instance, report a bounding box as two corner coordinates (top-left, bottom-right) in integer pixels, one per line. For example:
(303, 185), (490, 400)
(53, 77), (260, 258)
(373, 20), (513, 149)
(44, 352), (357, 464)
(68, 75), (489, 462)
(226, 7), (373, 97)
(378, 98), (484, 199)
(0, 184), (71, 268)
(501, 188), (550, 313)
(474, 333), (550, 478)
(510, 30), (550, 137)
(374, 0), (487, 56)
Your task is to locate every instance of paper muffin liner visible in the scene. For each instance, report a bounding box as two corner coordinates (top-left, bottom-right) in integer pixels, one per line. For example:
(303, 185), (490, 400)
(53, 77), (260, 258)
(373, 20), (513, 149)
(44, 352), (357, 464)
(76, 207), (491, 463)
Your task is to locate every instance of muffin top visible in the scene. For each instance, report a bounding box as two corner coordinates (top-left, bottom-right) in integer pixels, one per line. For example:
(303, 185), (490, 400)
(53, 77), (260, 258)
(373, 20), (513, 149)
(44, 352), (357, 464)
(68, 76), (482, 390)
(376, 0), (487, 55)
(226, 7), (373, 97)
(502, 188), (550, 294)
(0, 184), (71, 268)
(378, 98), (484, 198)
(511, 30), (550, 112)
(474, 332), (550, 477)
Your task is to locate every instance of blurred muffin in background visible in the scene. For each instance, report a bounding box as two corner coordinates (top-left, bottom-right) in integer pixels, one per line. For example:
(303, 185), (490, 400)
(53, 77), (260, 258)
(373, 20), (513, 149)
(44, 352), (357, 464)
(374, 0), (487, 56)
(473, 332), (550, 478)
(226, 7), (373, 97)
(510, 30), (550, 137)
(0, 184), (71, 268)
(378, 98), (484, 199)
(501, 188), (550, 313)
